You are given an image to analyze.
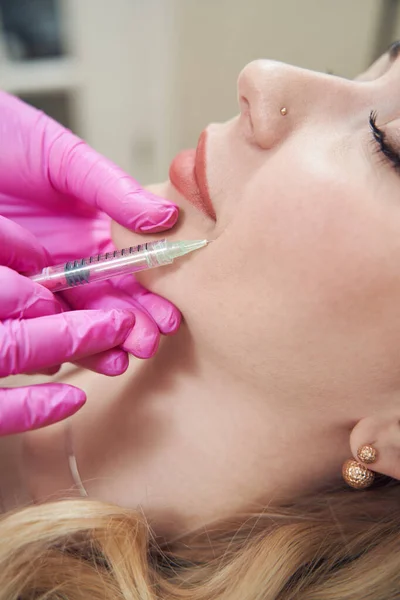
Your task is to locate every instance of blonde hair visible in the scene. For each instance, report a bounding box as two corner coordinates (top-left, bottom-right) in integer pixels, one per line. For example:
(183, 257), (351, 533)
(0, 479), (399, 600)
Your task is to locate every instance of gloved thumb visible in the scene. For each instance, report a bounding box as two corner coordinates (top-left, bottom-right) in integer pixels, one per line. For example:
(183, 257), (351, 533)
(0, 383), (85, 435)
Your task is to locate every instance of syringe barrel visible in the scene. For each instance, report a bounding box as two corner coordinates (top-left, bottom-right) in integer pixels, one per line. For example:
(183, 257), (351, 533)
(30, 240), (171, 292)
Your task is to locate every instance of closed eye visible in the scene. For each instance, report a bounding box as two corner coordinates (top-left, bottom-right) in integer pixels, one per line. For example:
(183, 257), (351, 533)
(369, 110), (400, 172)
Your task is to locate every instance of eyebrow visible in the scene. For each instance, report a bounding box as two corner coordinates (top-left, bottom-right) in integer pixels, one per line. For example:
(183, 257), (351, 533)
(388, 40), (400, 61)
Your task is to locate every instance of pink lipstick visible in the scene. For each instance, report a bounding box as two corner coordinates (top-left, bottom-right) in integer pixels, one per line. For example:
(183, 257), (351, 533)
(169, 130), (216, 220)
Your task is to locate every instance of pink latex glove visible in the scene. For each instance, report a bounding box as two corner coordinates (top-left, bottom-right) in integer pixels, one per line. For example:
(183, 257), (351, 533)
(0, 91), (181, 435)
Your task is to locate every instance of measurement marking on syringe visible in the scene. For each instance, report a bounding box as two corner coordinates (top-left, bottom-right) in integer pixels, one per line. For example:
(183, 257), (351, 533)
(30, 239), (208, 292)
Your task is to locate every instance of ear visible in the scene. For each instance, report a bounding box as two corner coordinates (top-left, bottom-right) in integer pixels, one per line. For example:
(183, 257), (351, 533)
(349, 409), (400, 480)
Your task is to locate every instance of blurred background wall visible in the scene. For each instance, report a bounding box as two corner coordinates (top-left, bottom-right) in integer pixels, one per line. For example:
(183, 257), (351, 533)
(0, 0), (398, 184)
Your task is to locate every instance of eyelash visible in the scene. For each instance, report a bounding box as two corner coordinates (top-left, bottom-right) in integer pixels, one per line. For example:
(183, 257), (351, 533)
(369, 110), (400, 172)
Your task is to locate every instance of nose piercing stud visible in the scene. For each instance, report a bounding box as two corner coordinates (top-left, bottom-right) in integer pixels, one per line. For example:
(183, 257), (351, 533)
(280, 107), (288, 116)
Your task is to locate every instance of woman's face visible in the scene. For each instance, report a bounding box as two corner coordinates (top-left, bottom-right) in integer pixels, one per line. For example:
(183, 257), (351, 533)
(10, 48), (400, 540)
(113, 46), (400, 406)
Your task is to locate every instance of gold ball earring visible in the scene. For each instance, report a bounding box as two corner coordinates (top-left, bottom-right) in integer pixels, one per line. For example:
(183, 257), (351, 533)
(280, 107), (288, 116)
(342, 444), (378, 489)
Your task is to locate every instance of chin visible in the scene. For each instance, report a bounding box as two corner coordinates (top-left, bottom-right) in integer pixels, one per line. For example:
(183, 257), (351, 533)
(111, 178), (212, 248)
(110, 179), (211, 300)
(111, 219), (147, 250)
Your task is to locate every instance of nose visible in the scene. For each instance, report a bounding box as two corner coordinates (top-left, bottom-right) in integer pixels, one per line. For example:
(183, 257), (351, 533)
(237, 60), (362, 149)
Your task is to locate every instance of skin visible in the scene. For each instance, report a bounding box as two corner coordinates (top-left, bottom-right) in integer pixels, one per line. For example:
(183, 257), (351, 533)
(3, 49), (400, 537)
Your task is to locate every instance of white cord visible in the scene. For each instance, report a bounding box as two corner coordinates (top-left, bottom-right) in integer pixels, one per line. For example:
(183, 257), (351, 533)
(65, 424), (88, 497)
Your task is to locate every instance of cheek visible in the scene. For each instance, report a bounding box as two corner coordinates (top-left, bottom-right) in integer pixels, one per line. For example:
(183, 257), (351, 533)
(192, 183), (400, 393)
(213, 151), (398, 327)
(242, 185), (368, 313)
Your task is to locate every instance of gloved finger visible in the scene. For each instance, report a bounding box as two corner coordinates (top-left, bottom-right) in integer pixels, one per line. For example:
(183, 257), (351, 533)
(62, 280), (160, 359)
(27, 365), (61, 376)
(0, 309), (135, 377)
(122, 307), (160, 358)
(73, 348), (129, 376)
(62, 272), (181, 335)
(0, 266), (62, 320)
(0, 383), (86, 435)
(45, 131), (179, 232)
(0, 215), (49, 274)
(0, 92), (178, 232)
(116, 274), (181, 335)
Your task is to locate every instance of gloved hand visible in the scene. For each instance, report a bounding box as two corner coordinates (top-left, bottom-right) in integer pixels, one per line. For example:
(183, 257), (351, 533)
(0, 91), (181, 435)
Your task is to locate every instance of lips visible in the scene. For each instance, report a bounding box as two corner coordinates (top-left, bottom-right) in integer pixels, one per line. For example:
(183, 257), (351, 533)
(169, 130), (216, 220)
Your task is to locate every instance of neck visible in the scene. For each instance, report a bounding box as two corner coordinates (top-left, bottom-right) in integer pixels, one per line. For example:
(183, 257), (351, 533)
(14, 324), (348, 535)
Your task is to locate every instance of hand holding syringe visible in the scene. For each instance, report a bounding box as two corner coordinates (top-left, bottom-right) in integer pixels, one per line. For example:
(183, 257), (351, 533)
(0, 90), (209, 437)
(30, 239), (208, 292)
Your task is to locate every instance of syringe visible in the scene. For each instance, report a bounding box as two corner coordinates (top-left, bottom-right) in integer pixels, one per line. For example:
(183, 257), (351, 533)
(30, 238), (208, 292)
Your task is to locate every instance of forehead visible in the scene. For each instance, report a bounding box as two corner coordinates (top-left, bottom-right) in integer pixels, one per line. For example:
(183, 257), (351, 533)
(354, 43), (400, 81)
